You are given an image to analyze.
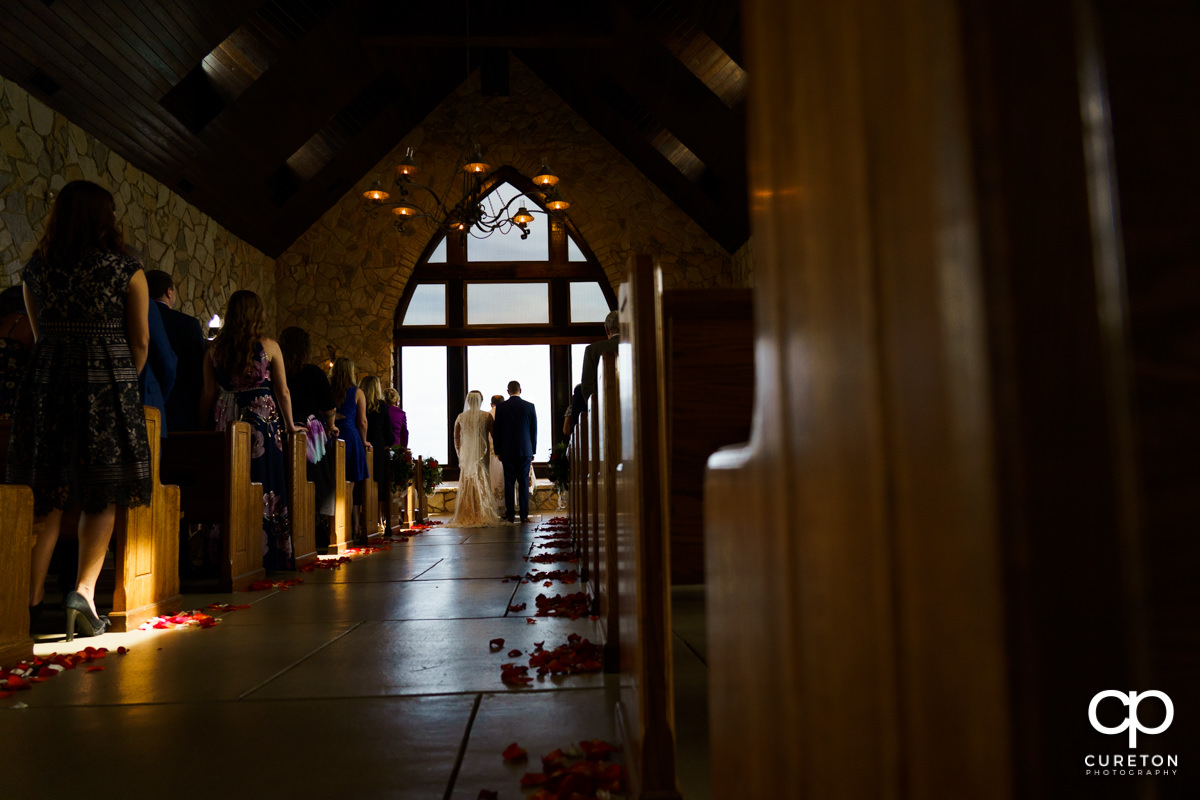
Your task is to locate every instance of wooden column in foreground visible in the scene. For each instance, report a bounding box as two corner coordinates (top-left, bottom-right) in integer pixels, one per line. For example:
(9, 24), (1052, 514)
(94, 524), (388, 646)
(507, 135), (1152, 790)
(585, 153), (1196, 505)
(707, 0), (1156, 797)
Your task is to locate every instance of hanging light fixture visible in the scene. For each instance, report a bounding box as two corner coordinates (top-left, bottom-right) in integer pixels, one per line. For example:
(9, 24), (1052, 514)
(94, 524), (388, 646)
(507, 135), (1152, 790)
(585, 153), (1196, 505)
(361, 1), (569, 243)
(363, 145), (570, 242)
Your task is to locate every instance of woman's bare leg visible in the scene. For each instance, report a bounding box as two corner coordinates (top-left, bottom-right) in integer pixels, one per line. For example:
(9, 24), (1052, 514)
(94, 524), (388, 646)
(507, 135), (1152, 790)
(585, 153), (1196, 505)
(29, 509), (64, 606)
(76, 505), (116, 616)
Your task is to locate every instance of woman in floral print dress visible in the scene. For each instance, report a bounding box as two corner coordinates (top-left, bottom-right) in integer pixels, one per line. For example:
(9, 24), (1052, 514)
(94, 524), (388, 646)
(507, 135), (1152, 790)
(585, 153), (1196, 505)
(199, 290), (298, 570)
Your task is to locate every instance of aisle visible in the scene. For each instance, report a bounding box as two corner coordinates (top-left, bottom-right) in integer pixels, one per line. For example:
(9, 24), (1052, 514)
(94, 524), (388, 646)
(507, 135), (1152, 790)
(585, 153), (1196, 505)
(0, 515), (625, 798)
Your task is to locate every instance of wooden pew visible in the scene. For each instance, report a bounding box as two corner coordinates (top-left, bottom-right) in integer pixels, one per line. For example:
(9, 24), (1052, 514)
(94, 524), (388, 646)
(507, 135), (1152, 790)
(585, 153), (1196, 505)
(110, 407), (182, 631)
(569, 408), (591, 581)
(286, 430), (317, 568)
(594, 352), (620, 672)
(0, 408), (181, 634)
(363, 442), (382, 542)
(327, 439), (349, 554)
(0, 484), (34, 665)
(161, 422), (264, 592)
(612, 255), (680, 799)
(659, 289), (754, 584)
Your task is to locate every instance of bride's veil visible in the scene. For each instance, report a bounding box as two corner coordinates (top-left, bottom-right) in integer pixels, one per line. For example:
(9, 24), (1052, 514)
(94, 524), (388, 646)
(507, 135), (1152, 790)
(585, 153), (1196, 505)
(457, 390), (489, 466)
(451, 389), (499, 526)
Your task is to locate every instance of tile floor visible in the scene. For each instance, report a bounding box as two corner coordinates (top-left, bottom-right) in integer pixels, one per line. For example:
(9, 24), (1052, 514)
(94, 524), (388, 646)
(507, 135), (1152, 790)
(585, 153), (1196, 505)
(0, 515), (710, 799)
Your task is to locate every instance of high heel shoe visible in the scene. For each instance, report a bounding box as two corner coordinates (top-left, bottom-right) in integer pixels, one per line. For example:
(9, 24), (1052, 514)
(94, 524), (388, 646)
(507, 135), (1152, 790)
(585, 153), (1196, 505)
(63, 591), (109, 642)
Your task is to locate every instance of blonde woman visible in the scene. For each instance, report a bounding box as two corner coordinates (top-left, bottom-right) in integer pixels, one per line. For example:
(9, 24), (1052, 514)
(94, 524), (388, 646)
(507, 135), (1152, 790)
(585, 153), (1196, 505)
(450, 390), (502, 527)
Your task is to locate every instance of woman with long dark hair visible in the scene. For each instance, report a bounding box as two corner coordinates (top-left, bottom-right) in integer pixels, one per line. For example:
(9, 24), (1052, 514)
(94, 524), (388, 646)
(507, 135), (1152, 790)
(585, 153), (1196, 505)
(6, 179), (152, 640)
(278, 326), (338, 550)
(199, 290), (298, 569)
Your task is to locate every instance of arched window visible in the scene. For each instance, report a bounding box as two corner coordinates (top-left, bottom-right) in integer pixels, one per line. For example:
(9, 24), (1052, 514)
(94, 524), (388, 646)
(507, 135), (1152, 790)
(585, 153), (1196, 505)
(393, 168), (615, 476)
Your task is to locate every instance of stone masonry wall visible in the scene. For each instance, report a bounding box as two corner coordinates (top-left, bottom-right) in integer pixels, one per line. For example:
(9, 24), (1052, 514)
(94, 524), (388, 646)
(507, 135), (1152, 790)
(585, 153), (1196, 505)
(277, 56), (744, 376)
(0, 74), (275, 331)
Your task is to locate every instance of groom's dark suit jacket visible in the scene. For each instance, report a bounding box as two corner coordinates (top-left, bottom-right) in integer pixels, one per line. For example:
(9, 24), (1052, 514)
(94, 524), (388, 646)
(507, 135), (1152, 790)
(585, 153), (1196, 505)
(494, 395), (537, 462)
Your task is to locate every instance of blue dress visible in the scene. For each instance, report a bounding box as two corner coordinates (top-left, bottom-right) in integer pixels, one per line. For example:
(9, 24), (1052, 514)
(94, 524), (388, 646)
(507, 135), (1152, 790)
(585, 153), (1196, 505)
(212, 342), (292, 570)
(339, 385), (368, 482)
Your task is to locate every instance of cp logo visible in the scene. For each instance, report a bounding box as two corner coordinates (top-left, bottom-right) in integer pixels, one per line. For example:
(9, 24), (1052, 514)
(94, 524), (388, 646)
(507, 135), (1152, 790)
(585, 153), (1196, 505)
(1089, 690), (1174, 748)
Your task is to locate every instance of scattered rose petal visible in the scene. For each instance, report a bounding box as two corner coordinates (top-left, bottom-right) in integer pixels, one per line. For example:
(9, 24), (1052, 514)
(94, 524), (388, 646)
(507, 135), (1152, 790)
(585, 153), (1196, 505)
(507, 649), (522, 657)
(519, 772), (547, 787)
(85, 666), (105, 672)
(489, 638), (505, 650)
(476, 791), (498, 800)
(501, 742), (527, 761)
(508, 602), (527, 612)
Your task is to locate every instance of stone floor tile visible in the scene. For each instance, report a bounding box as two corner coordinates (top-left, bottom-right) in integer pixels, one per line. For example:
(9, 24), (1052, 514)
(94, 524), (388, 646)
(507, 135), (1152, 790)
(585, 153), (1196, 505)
(246, 617), (606, 700)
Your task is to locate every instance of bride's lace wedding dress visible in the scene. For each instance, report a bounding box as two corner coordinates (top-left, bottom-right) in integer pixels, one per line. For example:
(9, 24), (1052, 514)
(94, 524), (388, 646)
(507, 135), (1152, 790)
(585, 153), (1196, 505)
(450, 391), (502, 527)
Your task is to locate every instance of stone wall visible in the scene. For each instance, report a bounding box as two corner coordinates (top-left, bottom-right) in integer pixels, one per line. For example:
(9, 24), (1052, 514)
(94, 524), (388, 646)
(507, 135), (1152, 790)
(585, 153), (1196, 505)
(0, 74), (275, 330)
(277, 56), (744, 376)
(732, 237), (755, 288)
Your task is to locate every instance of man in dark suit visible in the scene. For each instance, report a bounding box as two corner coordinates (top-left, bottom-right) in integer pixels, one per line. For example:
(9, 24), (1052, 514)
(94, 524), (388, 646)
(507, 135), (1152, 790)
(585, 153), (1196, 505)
(493, 379), (537, 523)
(145, 270), (206, 431)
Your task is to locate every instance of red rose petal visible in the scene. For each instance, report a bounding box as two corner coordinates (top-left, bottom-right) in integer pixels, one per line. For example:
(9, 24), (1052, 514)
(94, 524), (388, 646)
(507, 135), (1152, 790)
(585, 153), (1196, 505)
(519, 772), (547, 787)
(501, 742), (527, 761)
(507, 649), (522, 658)
(86, 665), (105, 672)
(476, 791), (498, 800)
(489, 638), (505, 650)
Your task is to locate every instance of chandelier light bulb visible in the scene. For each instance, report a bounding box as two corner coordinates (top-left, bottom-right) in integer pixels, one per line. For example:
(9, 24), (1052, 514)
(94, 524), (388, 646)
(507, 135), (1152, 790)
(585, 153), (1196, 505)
(363, 180), (389, 201)
(533, 162), (559, 187)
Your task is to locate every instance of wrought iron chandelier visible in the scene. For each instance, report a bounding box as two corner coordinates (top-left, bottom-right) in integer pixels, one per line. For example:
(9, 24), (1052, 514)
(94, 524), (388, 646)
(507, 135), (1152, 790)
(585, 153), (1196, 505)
(361, 145), (570, 243)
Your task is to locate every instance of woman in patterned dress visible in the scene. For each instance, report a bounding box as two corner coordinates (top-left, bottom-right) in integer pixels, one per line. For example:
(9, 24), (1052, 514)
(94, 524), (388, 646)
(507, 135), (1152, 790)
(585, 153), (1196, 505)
(199, 290), (298, 570)
(5, 180), (153, 640)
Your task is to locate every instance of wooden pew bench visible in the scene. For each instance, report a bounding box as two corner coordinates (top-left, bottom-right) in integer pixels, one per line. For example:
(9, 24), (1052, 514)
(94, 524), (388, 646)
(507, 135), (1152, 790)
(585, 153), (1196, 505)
(0, 483), (34, 664)
(286, 430), (317, 568)
(160, 423), (264, 592)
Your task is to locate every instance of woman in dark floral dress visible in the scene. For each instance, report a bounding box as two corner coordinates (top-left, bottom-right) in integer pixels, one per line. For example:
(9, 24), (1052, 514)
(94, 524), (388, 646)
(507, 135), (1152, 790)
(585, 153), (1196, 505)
(6, 180), (153, 640)
(199, 290), (298, 570)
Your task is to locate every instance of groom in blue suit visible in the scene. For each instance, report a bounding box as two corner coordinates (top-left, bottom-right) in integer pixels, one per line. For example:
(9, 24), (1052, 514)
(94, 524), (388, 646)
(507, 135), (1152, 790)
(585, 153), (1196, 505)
(493, 380), (537, 523)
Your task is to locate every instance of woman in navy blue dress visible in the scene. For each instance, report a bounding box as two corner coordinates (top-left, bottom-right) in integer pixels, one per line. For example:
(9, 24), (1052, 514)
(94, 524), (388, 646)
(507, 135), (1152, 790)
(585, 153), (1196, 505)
(330, 356), (368, 540)
(199, 290), (298, 570)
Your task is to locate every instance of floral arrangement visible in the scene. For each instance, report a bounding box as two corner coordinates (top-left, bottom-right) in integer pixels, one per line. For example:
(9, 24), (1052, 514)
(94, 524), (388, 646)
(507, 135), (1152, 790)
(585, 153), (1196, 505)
(547, 440), (569, 493)
(390, 445), (414, 493)
(421, 457), (443, 496)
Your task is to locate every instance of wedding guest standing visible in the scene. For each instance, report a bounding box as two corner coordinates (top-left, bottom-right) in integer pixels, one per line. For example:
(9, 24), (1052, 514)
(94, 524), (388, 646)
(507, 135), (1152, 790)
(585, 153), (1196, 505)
(384, 387), (408, 450)
(145, 269), (206, 431)
(362, 375), (395, 532)
(200, 290), (298, 570)
(278, 326), (339, 550)
(6, 179), (153, 640)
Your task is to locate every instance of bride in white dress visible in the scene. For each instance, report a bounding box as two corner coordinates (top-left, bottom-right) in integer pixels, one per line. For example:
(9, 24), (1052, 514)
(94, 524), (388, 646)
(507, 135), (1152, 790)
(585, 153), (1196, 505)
(450, 390), (502, 527)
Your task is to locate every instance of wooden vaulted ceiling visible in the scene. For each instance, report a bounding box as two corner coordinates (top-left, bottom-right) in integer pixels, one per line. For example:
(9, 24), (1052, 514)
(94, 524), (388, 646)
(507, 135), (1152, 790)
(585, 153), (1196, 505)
(0, 0), (748, 258)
